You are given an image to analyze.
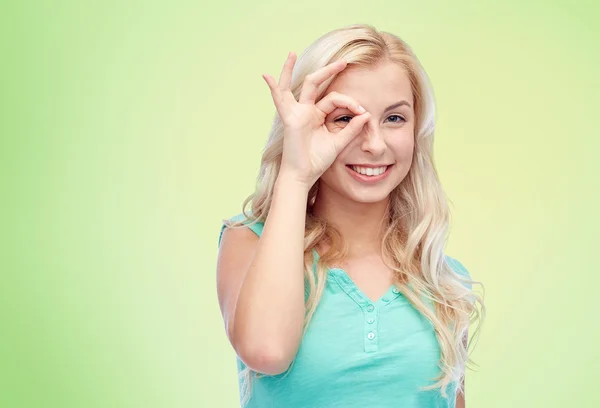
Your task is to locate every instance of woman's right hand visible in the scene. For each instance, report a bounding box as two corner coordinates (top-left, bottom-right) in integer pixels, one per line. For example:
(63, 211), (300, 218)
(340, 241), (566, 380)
(262, 52), (371, 187)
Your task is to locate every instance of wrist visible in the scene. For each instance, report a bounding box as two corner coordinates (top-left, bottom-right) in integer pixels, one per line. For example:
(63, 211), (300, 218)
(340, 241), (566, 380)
(275, 171), (313, 196)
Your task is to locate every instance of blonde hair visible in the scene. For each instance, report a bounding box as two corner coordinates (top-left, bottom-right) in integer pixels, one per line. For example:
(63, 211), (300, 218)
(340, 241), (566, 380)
(228, 23), (485, 406)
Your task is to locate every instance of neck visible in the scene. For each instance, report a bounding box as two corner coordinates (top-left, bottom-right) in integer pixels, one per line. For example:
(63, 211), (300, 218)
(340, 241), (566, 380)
(311, 187), (390, 258)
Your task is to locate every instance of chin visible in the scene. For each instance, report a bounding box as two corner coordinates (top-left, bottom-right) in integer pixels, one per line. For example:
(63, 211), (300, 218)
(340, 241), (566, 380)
(344, 187), (393, 204)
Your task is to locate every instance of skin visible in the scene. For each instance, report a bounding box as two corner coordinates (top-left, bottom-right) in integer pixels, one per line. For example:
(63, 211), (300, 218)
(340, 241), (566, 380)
(312, 61), (468, 406)
(217, 52), (468, 405)
(312, 61), (415, 259)
(217, 54), (372, 376)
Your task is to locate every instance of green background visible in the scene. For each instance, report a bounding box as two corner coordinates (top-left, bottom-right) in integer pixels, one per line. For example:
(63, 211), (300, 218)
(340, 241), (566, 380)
(2, 1), (599, 407)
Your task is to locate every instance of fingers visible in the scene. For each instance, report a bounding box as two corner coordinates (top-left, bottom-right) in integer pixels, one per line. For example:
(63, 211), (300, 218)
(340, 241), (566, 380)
(331, 111), (371, 153)
(315, 91), (365, 117)
(278, 52), (296, 91)
(262, 73), (279, 95)
(261, 52), (298, 120)
(299, 59), (348, 104)
(262, 73), (285, 117)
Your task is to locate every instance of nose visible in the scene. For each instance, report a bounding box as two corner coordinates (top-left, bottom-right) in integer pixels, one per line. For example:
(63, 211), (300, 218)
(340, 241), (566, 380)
(359, 121), (386, 156)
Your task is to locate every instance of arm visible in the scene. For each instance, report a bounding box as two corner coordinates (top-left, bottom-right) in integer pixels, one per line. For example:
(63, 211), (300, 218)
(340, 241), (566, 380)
(216, 174), (309, 375)
(455, 330), (468, 408)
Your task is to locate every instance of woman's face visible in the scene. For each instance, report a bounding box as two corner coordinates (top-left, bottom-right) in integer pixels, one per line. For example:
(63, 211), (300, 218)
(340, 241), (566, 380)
(318, 61), (415, 204)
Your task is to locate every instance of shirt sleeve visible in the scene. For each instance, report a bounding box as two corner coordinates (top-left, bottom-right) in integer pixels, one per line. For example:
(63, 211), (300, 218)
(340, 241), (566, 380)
(446, 256), (473, 290)
(218, 213), (264, 248)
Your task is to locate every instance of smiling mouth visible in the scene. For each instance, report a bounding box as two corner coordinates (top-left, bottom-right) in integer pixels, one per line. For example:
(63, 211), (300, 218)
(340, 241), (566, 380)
(346, 164), (392, 177)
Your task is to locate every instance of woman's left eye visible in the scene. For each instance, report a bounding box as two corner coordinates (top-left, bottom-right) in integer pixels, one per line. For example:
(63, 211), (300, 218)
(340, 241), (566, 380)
(386, 115), (406, 123)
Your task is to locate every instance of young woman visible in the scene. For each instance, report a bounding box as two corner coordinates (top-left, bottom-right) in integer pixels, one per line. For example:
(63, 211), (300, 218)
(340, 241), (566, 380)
(216, 23), (485, 408)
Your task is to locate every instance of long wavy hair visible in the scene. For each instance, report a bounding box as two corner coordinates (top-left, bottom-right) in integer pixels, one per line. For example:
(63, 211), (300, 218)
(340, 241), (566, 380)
(227, 23), (485, 406)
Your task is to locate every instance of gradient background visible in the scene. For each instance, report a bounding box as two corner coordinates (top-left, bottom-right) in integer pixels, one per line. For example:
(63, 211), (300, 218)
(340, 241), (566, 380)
(2, 1), (599, 407)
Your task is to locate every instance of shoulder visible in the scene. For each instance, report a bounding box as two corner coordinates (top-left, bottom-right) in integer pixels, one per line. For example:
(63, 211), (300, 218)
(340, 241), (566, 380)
(445, 256), (470, 279)
(445, 255), (472, 290)
(218, 212), (265, 247)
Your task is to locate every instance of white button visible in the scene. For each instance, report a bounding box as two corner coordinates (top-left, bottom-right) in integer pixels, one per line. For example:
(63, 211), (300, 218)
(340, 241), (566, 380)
(367, 332), (375, 340)
(382, 297), (389, 302)
(367, 318), (375, 324)
(392, 288), (399, 294)
(367, 304), (374, 312)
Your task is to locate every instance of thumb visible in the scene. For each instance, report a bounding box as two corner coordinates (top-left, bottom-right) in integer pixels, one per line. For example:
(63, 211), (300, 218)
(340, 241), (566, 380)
(331, 112), (371, 152)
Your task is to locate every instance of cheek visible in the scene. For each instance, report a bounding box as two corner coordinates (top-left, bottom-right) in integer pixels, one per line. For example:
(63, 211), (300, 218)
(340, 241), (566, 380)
(319, 163), (339, 184)
(388, 135), (414, 159)
(319, 157), (349, 188)
(324, 121), (340, 133)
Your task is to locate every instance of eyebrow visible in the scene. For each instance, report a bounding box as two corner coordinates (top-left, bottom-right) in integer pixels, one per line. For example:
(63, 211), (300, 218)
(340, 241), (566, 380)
(330, 99), (412, 115)
(384, 100), (412, 112)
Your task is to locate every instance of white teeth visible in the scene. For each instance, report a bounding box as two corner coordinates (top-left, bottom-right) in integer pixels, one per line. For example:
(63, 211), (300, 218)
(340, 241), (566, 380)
(351, 165), (388, 176)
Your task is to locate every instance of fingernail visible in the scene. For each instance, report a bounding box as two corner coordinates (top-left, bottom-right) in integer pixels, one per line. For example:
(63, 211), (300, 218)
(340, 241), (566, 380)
(358, 105), (366, 113)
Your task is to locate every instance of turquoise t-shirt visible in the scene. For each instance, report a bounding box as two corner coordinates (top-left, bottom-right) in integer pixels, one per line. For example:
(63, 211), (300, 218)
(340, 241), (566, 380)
(218, 213), (471, 408)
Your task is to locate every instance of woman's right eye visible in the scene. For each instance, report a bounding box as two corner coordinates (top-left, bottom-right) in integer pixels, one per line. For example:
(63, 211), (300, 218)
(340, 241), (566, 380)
(334, 116), (352, 123)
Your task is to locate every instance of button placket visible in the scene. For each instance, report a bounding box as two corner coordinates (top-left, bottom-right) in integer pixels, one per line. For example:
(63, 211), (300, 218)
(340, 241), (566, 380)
(380, 286), (403, 307)
(327, 264), (407, 354)
(363, 303), (379, 353)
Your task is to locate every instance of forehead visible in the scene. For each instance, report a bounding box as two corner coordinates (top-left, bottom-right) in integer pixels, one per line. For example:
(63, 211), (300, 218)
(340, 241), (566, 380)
(323, 61), (413, 109)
